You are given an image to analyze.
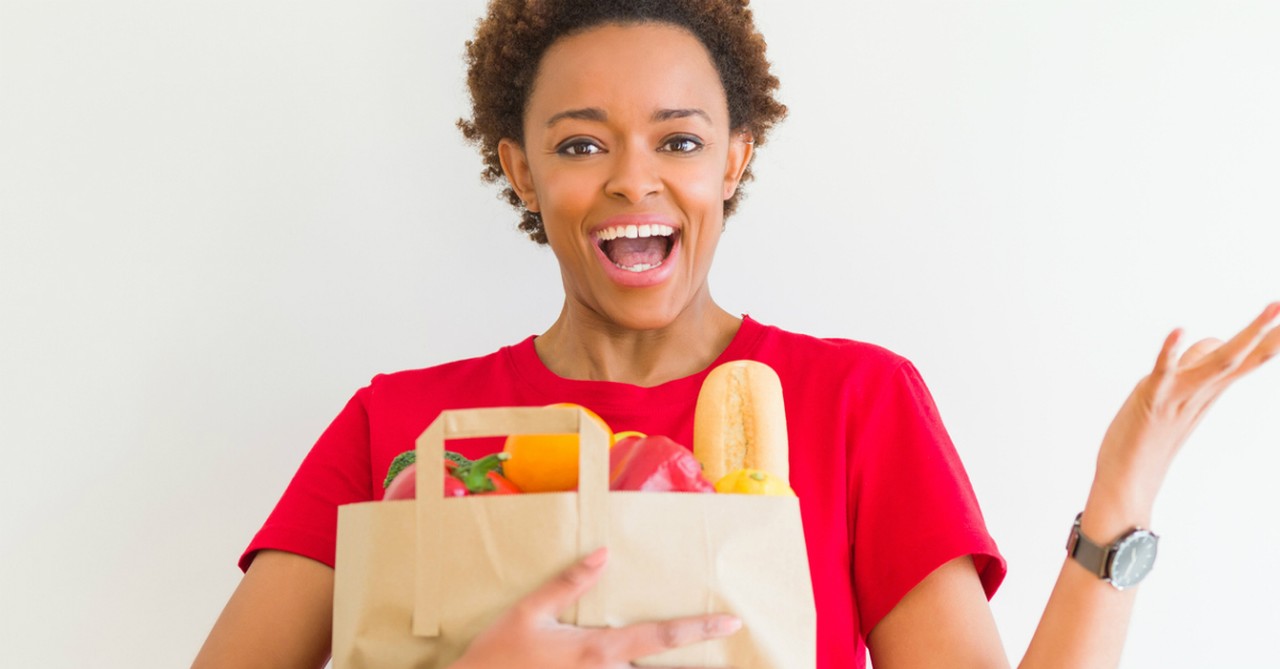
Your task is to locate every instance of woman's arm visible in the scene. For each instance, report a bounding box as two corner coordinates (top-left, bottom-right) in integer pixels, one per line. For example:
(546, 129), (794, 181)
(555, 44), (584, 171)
(191, 550), (334, 669)
(870, 303), (1280, 668)
(867, 556), (1010, 668)
(865, 514), (1146, 669)
(1020, 305), (1278, 668)
(195, 547), (735, 669)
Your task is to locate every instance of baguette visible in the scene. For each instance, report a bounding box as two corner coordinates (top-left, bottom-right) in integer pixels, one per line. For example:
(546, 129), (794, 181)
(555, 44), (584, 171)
(693, 360), (789, 485)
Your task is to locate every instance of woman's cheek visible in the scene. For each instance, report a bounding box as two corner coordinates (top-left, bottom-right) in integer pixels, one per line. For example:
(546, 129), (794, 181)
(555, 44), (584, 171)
(545, 171), (603, 217)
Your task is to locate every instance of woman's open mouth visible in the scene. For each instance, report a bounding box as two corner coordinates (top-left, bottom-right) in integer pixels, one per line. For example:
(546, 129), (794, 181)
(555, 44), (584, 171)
(591, 219), (681, 288)
(595, 223), (678, 272)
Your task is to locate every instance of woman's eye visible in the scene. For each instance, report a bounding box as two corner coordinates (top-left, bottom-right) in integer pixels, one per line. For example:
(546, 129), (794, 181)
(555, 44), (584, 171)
(556, 139), (603, 156)
(660, 136), (704, 154)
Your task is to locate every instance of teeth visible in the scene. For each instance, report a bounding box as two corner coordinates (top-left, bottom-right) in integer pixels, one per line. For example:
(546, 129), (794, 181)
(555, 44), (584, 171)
(595, 224), (676, 241)
(616, 260), (662, 272)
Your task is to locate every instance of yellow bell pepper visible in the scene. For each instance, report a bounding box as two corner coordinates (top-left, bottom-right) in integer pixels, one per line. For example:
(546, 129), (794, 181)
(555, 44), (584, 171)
(713, 468), (796, 496)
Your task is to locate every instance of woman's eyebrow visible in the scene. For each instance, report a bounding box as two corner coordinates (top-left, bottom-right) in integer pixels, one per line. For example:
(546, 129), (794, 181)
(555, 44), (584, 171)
(545, 107), (712, 127)
(651, 108), (711, 124)
(546, 107), (606, 127)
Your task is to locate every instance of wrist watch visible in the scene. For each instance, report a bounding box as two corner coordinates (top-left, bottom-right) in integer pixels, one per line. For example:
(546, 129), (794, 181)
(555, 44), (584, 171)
(1065, 512), (1159, 590)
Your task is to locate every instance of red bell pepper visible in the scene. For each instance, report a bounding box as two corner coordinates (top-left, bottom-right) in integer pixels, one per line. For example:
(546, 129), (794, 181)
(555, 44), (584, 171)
(609, 435), (715, 492)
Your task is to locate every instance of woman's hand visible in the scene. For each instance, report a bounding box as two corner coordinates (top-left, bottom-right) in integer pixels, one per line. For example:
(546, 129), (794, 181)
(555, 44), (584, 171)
(450, 547), (742, 669)
(1088, 302), (1280, 528)
(1013, 302), (1280, 669)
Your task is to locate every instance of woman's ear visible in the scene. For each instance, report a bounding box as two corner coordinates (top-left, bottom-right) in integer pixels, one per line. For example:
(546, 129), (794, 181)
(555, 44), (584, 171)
(498, 138), (539, 212)
(722, 130), (755, 200)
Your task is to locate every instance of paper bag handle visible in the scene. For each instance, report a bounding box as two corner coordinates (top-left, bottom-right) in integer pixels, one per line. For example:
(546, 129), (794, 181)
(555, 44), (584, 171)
(412, 406), (611, 637)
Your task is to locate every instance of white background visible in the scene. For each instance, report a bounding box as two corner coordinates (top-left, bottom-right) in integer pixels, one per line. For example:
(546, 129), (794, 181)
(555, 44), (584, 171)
(2, 1), (1277, 667)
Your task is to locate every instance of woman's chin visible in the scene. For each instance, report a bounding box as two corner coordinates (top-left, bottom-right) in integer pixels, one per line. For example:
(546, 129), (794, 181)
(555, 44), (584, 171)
(584, 293), (696, 333)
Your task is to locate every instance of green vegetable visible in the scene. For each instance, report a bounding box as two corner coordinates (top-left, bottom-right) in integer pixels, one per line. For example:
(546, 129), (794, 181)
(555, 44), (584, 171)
(444, 451), (473, 469)
(383, 450), (492, 489)
(449, 453), (512, 493)
(383, 451), (416, 489)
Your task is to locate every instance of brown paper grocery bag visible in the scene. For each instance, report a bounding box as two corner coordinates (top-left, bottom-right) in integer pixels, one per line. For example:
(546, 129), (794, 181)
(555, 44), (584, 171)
(333, 407), (815, 668)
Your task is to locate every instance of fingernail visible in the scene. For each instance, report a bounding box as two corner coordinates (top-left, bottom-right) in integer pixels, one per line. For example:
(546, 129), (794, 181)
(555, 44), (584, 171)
(583, 547), (608, 568)
(714, 615), (743, 635)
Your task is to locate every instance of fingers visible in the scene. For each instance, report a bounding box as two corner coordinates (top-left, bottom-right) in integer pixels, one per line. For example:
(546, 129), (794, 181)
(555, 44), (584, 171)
(509, 550), (742, 663)
(1188, 302), (1280, 385)
(1178, 337), (1224, 370)
(516, 547), (609, 620)
(1151, 328), (1183, 380)
(1233, 317), (1280, 373)
(598, 613), (742, 660)
(1244, 324), (1280, 371)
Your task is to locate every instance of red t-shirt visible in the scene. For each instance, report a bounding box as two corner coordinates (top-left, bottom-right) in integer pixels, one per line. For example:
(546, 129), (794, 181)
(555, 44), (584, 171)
(242, 316), (1005, 667)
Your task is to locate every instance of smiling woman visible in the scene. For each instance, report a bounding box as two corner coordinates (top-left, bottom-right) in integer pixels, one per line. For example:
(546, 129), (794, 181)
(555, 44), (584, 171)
(188, 1), (1280, 668)
(498, 22), (754, 340)
(457, 0), (786, 246)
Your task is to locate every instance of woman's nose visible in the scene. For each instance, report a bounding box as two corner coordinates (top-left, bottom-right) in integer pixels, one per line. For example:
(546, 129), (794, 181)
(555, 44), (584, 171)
(604, 144), (662, 204)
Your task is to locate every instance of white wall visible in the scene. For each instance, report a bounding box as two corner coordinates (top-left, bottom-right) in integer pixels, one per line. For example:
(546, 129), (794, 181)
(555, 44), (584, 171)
(2, 1), (1277, 666)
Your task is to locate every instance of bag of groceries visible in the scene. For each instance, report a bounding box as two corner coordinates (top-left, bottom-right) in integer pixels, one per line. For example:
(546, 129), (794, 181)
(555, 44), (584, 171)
(333, 398), (815, 667)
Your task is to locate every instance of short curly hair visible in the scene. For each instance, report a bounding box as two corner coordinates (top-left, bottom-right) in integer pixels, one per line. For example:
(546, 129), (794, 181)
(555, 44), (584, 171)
(458, 0), (788, 244)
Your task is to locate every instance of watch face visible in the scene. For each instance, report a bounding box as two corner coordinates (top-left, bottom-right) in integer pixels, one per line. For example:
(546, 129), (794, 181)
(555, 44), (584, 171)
(1109, 530), (1159, 589)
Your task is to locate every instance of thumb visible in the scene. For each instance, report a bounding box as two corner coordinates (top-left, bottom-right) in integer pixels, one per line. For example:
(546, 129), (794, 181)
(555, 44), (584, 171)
(518, 547), (609, 620)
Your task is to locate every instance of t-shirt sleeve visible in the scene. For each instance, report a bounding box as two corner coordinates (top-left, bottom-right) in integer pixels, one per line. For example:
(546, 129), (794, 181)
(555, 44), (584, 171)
(848, 360), (1006, 637)
(239, 387), (374, 572)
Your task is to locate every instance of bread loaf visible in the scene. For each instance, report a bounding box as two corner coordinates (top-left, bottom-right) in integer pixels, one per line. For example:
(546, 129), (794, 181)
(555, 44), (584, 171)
(693, 360), (789, 484)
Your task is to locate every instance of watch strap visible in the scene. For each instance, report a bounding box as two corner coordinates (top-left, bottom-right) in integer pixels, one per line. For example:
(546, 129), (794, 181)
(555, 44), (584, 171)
(1066, 512), (1110, 579)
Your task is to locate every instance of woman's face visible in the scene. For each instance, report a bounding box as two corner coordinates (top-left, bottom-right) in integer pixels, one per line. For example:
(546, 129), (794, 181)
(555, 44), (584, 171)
(499, 22), (753, 332)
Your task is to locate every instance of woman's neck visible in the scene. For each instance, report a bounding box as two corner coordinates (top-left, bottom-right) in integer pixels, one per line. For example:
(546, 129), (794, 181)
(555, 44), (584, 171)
(534, 298), (740, 387)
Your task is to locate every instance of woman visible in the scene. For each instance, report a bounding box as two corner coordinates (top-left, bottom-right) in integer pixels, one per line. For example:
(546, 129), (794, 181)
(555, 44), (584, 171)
(193, 1), (1280, 667)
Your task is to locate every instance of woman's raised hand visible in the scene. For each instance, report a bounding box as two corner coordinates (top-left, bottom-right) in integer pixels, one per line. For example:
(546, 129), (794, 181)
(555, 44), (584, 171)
(449, 547), (742, 669)
(1088, 302), (1280, 524)
(1012, 303), (1280, 669)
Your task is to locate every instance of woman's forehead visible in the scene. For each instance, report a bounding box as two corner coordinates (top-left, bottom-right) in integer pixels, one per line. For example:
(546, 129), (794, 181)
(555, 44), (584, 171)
(526, 22), (730, 127)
